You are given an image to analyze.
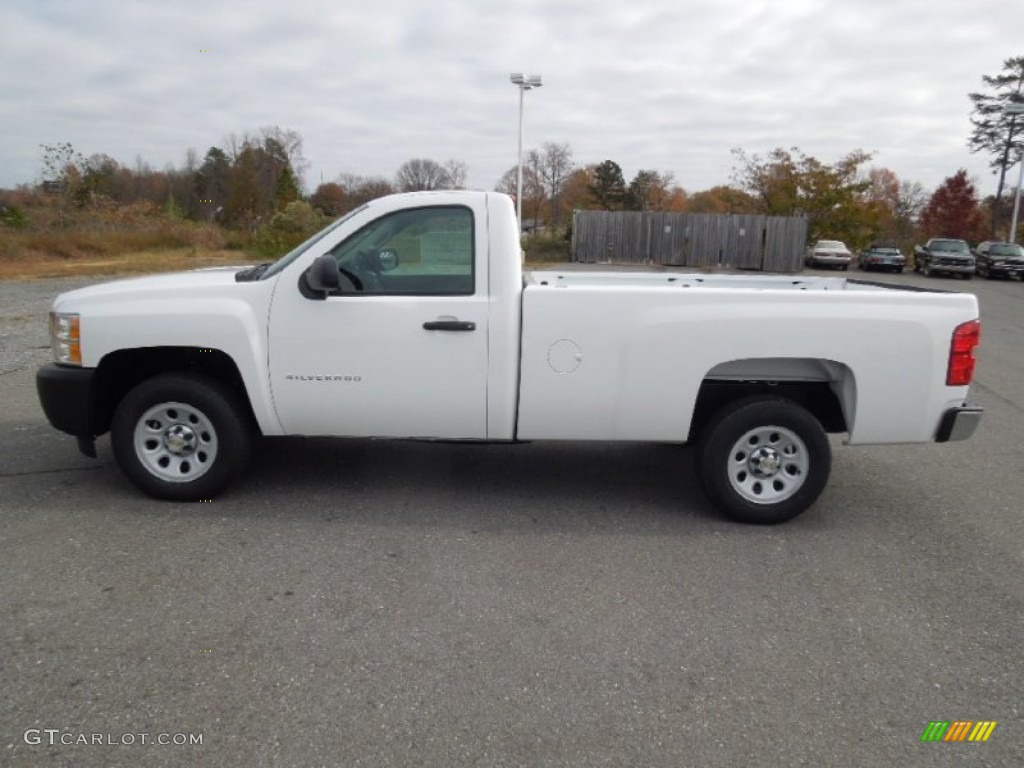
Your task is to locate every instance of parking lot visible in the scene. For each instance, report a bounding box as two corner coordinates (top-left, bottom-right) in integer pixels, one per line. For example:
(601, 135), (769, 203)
(2, 266), (1022, 766)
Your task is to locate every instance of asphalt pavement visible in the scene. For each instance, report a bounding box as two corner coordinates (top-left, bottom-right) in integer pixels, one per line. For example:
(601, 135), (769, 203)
(1, 266), (1022, 766)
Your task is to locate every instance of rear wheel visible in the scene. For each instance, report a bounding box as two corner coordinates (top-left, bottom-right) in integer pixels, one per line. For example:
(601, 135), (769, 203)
(695, 396), (831, 524)
(111, 373), (253, 500)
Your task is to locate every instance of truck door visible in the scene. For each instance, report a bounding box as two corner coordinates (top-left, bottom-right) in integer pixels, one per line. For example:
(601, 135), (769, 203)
(267, 204), (489, 438)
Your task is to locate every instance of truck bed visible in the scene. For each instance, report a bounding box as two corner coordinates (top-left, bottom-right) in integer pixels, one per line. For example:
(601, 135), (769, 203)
(516, 269), (977, 445)
(525, 270), (940, 293)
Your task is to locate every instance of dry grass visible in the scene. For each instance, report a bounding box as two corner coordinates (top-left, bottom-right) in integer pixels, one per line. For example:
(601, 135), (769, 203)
(0, 248), (254, 280)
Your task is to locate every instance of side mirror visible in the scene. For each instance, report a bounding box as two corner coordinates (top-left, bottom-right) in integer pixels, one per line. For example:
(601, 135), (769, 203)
(304, 254), (341, 299)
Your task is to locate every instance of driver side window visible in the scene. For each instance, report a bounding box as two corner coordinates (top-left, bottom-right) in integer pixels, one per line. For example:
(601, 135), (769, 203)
(330, 206), (475, 295)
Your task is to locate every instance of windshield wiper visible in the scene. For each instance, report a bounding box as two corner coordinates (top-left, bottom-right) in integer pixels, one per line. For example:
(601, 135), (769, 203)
(235, 262), (272, 282)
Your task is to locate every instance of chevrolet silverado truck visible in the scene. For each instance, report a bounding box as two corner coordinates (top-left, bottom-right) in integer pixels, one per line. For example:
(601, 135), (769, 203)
(914, 238), (975, 279)
(37, 191), (983, 524)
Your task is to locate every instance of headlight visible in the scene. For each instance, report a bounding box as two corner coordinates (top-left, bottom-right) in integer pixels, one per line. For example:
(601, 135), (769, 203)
(49, 312), (81, 365)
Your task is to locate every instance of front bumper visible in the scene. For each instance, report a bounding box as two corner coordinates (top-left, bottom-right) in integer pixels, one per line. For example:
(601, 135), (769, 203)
(37, 364), (98, 447)
(988, 262), (1024, 276)
(931, 262), (975, 274)
(936, 406), (983, 442)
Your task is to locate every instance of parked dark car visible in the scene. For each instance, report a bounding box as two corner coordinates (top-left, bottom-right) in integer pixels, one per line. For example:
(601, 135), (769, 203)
(973, 241), (1024, 280)
(913, 238), (974, 279)
(857, 244), (905, 273)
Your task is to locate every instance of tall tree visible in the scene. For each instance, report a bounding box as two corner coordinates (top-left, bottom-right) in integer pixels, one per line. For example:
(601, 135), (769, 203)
(967, 56), (1024, 237)
(226, 144), (262, 230)
(536, 142), (574, 229)
(195, 147), (231, 222)
(495, 162), (544, 227)
(335, 173), (394, 210)
(625, 169), (675, 211)
(687, 185), (759, 214)
(919, 170), (987, 242)
(443, 159), (468, 189)
(588, 160), (626, 210)
(731, 147), (877, 244)
(259, 126), (308, 192)
(559, 167), (597, 212)
(39, 142), (83, 225)
(395, 158), (450, 191)
(866, 168), (927, 246)
(310, 182), (348, 216)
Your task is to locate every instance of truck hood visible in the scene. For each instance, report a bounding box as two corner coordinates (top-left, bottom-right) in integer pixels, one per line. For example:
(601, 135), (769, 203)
(52, 266), (255, 312)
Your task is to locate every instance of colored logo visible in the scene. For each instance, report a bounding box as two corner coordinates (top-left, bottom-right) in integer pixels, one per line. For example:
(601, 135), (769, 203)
(920, 721), (997, 742)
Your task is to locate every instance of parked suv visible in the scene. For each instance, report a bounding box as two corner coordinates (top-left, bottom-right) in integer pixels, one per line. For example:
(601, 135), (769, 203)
(913, 238), (974, 279)
(974, 241), (1024, 280)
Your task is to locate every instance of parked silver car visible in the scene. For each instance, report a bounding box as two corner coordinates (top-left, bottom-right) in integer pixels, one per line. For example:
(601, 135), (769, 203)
(805, 240), (853, 270)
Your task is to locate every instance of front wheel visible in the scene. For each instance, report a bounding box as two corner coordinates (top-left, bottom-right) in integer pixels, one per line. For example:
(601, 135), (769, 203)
(111, 373), (253, 500)
(695, 396), (831, 524)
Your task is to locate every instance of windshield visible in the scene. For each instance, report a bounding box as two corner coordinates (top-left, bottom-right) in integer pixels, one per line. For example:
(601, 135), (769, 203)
(260, 204), (369, 279)
(931, 239), (969, 253)
(870, 247), (900, 254)
(990, 243), (1024, 257)
(817, 241), (846, 249)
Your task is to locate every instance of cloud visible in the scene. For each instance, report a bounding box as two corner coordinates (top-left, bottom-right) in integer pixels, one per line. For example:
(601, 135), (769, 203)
(1, 0), (1021, 196)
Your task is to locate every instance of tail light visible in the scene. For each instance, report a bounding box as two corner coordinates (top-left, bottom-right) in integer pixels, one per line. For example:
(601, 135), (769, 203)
(947, 319), (980, 386)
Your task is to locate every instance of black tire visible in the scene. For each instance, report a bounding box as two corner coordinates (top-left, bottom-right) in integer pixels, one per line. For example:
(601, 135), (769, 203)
(694, 396), (831, 524)
(111, 373), (253, 500)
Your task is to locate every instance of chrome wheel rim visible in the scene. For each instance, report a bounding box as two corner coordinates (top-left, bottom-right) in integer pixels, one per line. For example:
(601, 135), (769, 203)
(133, 401), (218, 482)
(728, 425), (809, 504)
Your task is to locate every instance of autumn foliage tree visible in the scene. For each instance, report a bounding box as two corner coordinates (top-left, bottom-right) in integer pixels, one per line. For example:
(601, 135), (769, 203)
(918, 170), (987, 242)
(865, 168), (927, 250)
(686, 186), (759, 214)
(731, 147), (879, 245)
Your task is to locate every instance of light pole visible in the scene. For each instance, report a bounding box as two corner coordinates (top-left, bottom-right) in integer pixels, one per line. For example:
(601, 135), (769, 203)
(510, 73), (542, 235)
(1006, 104), (1024, 244)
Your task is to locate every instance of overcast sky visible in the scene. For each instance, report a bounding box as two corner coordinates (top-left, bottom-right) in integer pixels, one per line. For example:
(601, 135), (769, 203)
(2, 0), (1022, 198)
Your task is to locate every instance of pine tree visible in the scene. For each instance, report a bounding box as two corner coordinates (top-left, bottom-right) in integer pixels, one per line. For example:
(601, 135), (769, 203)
(967, 56), (1024, 236)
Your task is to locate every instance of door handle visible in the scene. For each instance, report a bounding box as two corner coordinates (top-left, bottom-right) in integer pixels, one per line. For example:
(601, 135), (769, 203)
(423, 320), (476, 331)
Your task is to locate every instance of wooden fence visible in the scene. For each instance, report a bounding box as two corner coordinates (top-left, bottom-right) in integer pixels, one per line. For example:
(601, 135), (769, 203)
(570, 211), (807, 272)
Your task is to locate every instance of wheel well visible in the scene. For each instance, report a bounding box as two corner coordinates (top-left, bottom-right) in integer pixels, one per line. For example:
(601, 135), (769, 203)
(91, 347), (257, 436)
(689, 379), (848, 442)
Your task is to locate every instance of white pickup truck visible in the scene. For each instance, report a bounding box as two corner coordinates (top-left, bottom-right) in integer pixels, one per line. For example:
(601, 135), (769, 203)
(37, 191), (983, 523)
